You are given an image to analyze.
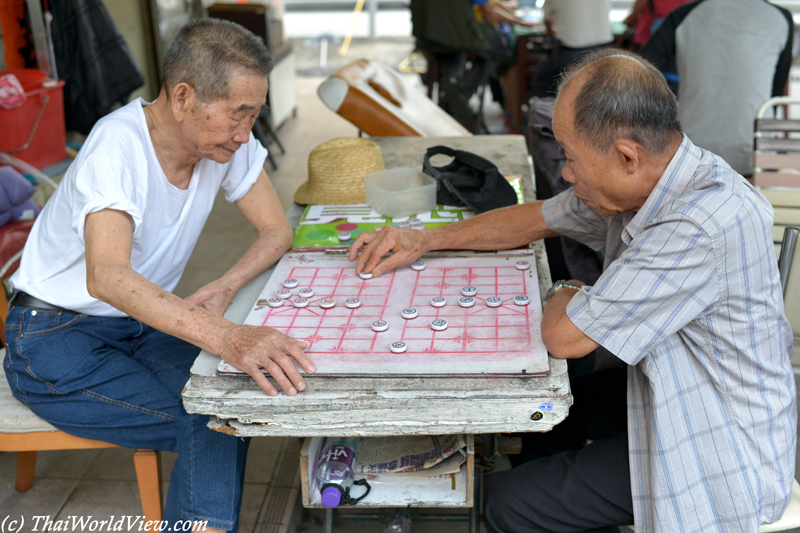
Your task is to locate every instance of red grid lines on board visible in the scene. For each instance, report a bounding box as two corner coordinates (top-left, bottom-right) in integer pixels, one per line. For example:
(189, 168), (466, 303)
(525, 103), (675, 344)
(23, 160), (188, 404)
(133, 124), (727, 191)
(254, 264), (533, 355)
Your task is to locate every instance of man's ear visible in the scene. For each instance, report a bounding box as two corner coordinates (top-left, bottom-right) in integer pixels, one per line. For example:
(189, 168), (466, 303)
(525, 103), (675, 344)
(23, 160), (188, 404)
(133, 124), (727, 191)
(613, 139), (643, 175)
(170, 82), (196, 123)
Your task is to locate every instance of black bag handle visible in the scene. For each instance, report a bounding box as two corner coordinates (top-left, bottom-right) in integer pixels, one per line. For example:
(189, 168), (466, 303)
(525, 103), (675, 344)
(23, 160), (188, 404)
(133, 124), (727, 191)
(321, 479), (372, 506)
(424, 146), (500, 186)
(423, 146), (469, 208)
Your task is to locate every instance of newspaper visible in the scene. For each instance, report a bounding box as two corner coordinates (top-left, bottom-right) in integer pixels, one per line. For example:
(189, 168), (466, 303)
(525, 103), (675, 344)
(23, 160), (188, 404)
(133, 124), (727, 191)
(359, 468), (466, 488)
(354, 435), (467, 476)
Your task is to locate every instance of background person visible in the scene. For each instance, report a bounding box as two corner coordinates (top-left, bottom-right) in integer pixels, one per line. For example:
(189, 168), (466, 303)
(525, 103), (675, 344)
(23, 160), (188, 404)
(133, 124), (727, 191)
(531, 0), (613, 98)
(640, 0), (794, 177)
(624, 0), (692, 50)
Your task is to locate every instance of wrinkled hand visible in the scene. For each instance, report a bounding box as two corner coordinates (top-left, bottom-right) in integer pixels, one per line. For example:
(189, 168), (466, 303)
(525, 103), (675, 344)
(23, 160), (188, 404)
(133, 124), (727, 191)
(348, 227), (431, 277)
(218, 324), (316, 396)
(185, 280), (234, 317)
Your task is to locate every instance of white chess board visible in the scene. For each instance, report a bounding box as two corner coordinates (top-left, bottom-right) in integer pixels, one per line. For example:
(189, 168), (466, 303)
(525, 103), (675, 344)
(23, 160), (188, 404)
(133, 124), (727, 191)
(217, 252), (549, 376)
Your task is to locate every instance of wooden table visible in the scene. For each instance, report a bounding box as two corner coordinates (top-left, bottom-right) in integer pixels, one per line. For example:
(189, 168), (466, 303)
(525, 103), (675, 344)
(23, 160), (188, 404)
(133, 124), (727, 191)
(181, 135), (572, 530)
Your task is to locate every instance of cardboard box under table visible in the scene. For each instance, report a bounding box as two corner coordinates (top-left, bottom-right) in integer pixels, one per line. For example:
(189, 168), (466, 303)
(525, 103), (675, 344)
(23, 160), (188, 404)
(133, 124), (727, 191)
(300, 436), (475, 509)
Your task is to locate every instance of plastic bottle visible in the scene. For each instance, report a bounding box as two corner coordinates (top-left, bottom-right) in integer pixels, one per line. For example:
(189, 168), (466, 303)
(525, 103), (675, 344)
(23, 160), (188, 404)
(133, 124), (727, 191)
(316, 437), (360, 508)
(383, 510), (411, 533)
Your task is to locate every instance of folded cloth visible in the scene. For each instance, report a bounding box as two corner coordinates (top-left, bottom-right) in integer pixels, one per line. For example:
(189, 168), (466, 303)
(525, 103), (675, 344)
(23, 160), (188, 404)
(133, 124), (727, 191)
(0, 166), (36, 205)
(0, 74), (26, 110)
(0, 166), (39, 228)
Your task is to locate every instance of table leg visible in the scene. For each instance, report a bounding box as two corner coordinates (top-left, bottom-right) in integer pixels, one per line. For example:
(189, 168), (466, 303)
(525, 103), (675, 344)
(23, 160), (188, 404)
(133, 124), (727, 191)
(324, 508), (334, 533)
(469, 468), (481, 533)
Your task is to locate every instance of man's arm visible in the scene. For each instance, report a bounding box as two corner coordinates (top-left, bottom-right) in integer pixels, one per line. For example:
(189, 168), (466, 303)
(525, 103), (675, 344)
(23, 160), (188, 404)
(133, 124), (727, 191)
(541, 280), (600, 359)
(349, 201), (559, 277)
(184, 170), (293, 316)
(624, 0), (648, 27)
(771, 6), (794, 97)
(85, 177), (315, 397)
(482, 1), (536, 28)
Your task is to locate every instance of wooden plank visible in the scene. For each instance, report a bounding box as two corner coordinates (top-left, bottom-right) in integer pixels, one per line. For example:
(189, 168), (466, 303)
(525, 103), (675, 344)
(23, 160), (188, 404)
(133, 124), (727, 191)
(757, 186), (800, 208)
(756, 119), (800, 132)
(754, 152), (800, 170)
(133, 449), (163, 524)
(200, 391), (572, 437)
(16, 451), (36, 492)
(0, 430), (119, 451)
(755, 137), (800, 151)
(774, 207), (800, 226)
(299, 438), (312, 507)
(753, 172), (800, 188)
(465, 436), (474, 507)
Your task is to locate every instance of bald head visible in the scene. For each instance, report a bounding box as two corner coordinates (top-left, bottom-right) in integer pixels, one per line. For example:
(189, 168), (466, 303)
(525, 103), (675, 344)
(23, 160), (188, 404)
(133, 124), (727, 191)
(556, 49), (682, 155)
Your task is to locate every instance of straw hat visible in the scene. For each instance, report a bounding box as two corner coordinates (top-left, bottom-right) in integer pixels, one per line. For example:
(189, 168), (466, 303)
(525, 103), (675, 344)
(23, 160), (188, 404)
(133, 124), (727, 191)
(294, 137), (385, 205)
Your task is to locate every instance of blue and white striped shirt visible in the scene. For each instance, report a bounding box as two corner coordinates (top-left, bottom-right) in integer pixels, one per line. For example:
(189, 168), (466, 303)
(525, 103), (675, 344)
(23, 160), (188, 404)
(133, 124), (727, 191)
(542, 135), (796, 532)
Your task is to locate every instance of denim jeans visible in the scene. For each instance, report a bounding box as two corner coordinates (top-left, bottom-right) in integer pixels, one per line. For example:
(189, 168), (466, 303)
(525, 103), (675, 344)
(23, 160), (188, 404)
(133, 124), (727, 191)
(3, 306), (250, 530)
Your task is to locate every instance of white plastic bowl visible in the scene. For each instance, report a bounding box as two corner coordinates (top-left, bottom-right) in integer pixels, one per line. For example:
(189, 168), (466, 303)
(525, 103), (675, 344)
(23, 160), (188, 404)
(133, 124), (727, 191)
(364, 167), (436, 218)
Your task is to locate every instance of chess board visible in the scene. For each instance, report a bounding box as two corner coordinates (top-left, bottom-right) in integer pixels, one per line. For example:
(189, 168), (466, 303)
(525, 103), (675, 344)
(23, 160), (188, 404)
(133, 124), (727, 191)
(218, 252), (548, 376)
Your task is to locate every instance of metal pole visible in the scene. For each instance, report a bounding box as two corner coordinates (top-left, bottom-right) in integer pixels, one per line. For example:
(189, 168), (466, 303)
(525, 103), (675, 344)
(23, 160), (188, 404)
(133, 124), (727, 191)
(469, 468), (480, 533)
(779, 227), (799, 295)
(324, 508), (334, 533)
(25, 0), (51, 75)
(368, 0), (378, 40)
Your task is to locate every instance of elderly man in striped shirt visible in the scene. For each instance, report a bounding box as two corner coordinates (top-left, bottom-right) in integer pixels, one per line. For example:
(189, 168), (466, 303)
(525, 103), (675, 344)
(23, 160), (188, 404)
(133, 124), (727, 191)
(350, 48), (796, 532)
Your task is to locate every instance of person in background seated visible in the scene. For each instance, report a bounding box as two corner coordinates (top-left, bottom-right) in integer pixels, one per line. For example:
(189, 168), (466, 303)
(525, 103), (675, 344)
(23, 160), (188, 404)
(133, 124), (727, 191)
(473, 0), (539, 132)
(640, 0), (793, 177)
(3, 18), (316, 531)
(411, 0), (501, 131)
(624, 0), (691, 50)
(531, 0), (613, 98)
(349, 49), (796, 532)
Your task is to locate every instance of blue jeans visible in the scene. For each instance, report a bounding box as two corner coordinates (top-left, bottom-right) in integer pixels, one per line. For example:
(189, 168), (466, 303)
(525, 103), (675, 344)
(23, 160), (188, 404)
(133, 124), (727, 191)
(3, 306), (250, 530)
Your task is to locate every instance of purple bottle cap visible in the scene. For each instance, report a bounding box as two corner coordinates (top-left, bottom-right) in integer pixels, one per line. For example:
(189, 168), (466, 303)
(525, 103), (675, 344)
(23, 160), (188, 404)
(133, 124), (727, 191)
(321, 486), (342, 508)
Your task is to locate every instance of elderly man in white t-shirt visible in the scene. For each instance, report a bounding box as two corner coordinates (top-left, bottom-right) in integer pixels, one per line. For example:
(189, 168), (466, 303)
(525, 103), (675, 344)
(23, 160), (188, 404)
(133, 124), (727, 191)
(532, 0), (614, 97)
(3, 19), (315, 531)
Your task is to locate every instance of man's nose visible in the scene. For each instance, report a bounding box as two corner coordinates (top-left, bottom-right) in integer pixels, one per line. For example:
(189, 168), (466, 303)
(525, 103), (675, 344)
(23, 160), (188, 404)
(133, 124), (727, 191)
(233, 124), (251, 143)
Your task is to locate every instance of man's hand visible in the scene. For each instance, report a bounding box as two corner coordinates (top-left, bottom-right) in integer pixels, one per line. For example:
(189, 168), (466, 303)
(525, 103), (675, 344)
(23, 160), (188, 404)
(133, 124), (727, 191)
(218, 324), (316, 397)
(349, 227), (432, 277)
(185, 279), (234, 317)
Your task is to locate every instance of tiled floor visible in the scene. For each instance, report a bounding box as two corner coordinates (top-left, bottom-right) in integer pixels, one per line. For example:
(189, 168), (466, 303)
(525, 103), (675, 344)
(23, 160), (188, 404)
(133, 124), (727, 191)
(3, 38), (800, 533)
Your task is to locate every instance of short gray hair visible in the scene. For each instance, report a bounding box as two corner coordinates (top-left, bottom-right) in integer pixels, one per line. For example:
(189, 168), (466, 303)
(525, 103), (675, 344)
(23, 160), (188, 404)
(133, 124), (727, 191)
(557, 49), (681, 154)
(163, 18), (273, 103)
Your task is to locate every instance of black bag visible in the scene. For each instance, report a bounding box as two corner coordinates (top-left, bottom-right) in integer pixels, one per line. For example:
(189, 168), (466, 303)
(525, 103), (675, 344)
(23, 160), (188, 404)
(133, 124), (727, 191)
(422, 146), (518, 213)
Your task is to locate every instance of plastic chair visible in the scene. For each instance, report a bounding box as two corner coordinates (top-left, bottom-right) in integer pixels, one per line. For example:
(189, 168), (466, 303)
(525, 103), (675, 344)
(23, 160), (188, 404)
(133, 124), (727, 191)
(753, 96), (800, 189)
(317, 59), (471, 137)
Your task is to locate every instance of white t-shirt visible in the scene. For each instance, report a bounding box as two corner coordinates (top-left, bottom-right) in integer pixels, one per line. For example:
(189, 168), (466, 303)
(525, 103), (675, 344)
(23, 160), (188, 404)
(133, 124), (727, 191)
(543, 0), (613, 49)
(11, 98), (267, 317)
